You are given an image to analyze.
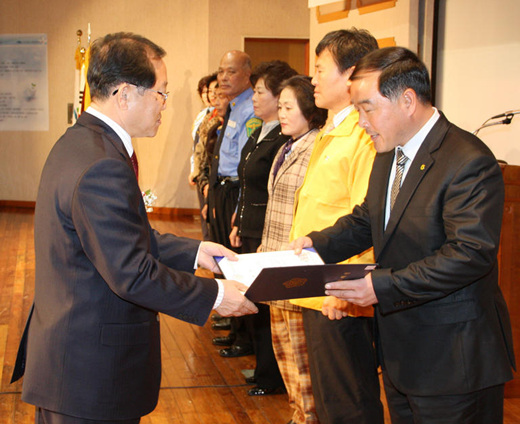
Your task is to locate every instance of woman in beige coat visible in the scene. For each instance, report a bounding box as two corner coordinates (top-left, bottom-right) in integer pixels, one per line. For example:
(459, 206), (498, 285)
(260, 75), (327, 424)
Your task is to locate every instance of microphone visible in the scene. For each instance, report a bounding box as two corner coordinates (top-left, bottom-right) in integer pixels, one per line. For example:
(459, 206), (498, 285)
(490, 109), (520, 119)
(473, 108), (519, 135)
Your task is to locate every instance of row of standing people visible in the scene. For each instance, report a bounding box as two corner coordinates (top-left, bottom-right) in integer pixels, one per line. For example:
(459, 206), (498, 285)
(189, 25), (516, 424)
(188, 28), (385, 424)
(17, 27), (513, 424)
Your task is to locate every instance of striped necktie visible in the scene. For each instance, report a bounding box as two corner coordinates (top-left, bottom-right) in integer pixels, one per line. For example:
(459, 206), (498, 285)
(390, 148), (408, 210)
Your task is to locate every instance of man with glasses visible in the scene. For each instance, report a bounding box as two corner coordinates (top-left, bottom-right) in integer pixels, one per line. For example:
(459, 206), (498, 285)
(11, 32), (257, 424)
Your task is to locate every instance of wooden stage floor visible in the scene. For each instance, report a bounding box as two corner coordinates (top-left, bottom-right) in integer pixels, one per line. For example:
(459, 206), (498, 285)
(0, 207), (519, 423)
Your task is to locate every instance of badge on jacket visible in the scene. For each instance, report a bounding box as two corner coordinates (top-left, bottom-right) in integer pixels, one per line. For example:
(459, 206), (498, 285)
(246, 118), (263, 137)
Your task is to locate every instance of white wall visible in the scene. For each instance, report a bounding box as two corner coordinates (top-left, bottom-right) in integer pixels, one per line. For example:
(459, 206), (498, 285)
(436, 0), (520, 164)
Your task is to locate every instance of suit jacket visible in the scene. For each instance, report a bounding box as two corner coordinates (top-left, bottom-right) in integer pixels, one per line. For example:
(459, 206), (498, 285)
(12, 112), (218, 420)
(309, 113), (515, 396)
(234, 123), (289, 240)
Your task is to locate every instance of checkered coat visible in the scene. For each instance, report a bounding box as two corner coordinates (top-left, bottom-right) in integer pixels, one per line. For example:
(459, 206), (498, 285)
(261, 129), (318, 311)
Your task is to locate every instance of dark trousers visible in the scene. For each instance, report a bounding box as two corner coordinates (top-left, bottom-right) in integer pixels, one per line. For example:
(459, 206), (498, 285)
(247, 302), (284, 389)
(382, 371), (505, 424)
(302, 309), (384, 424)
(229, 315), (252, 350)
(36, 408), (140, 424)
(239, 236), (283, 389)
(208, 180), (239, 250)
(196, 186), (210, 241)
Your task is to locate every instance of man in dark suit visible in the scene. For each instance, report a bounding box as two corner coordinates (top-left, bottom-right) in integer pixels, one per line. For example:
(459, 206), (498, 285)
(293, 47), (515, 423)
(11, 32), (257, 424)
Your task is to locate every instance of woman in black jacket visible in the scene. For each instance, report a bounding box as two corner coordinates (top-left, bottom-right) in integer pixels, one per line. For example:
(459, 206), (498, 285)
(230, 61), (297, 250)
(226, 60), (298, 396)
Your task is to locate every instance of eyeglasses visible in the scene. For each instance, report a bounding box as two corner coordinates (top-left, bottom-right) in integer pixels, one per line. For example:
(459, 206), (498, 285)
(112, 83), (169, 103)
(143, 86), (169, 103)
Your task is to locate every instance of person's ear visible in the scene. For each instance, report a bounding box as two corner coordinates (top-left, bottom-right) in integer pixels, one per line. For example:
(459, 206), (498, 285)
(345, 66), (355, 81)
(116, 84), (131, 110)
(401, 88), (417, 116)
(344, 66), (355, 91)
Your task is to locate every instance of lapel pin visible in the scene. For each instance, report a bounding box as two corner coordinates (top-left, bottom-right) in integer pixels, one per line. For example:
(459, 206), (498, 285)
(420, 164), (426, 170)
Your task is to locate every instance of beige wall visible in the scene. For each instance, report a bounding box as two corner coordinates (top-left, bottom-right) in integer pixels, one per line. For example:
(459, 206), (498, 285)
(208, 0), (310, 71)
(309, 0), (419, 70)
(2, 0), (517, 207)
(308, 0), (520, 165)
(0, 0), (310, 208)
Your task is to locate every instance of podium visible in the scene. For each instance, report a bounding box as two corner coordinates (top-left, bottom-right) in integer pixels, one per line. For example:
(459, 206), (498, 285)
(499, 164), (520, 397)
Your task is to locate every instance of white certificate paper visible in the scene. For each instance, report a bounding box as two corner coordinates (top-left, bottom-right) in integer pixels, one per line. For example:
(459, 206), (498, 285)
(217, 248), (324, 287)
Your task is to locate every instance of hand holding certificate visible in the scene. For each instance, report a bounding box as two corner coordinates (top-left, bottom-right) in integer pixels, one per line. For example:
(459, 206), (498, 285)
(216, 249), (377, 302)
(324, 271), (379, 307)
(217, 248), (325, 287)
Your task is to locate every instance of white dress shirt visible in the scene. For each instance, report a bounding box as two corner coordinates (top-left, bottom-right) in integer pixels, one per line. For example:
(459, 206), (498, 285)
(385, 108), (440, 228)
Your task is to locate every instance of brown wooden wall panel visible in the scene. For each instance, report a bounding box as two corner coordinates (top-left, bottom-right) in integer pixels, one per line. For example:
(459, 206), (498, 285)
(244, 38), (309, 76)
(500, 164), (520, 397)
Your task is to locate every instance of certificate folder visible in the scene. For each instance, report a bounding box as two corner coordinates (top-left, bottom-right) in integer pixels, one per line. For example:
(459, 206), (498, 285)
(244, 263), (377, 302)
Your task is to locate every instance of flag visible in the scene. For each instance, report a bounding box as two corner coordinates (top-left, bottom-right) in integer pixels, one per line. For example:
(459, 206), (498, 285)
(72, 43), (86, 124)
(72, 25), (91, 124)
(81, 44), (91, 113)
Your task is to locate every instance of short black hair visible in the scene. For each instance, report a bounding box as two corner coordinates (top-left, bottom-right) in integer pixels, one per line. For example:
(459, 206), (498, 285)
(88, 32), (166, 100)
(351, 46), (432, 104)
(280, 75), (328, 130)
(315, 28), (378, 73)
(250, 60), (298, 97)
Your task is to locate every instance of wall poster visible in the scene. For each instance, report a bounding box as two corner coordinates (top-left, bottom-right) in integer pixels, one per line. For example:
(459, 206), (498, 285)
(0, 34), (49, 131)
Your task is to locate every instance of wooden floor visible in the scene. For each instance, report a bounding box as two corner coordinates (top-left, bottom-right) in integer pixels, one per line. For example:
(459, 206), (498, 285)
(0, 207), (519, 423)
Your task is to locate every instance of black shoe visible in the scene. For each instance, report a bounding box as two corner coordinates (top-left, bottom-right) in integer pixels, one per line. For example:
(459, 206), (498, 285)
(212, 335), (235, 346)
(211, 319), (231, 330)
(247, 385), (286, 396)
(211, 314), (225, 322)
(245, 376), (256, 385)
(219, 345), (254, 358)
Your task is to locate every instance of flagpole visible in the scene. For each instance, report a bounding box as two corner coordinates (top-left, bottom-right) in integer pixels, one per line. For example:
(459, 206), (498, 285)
(72, 30), (84, 124)
(81, 24), (92, 113)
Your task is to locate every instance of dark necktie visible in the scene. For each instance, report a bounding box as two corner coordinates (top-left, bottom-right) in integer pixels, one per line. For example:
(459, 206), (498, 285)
(130, 151), (139, 181)
(209, 104), (231, 187)
(390, 148), (408, 210)
(272, 138), (295, 179)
